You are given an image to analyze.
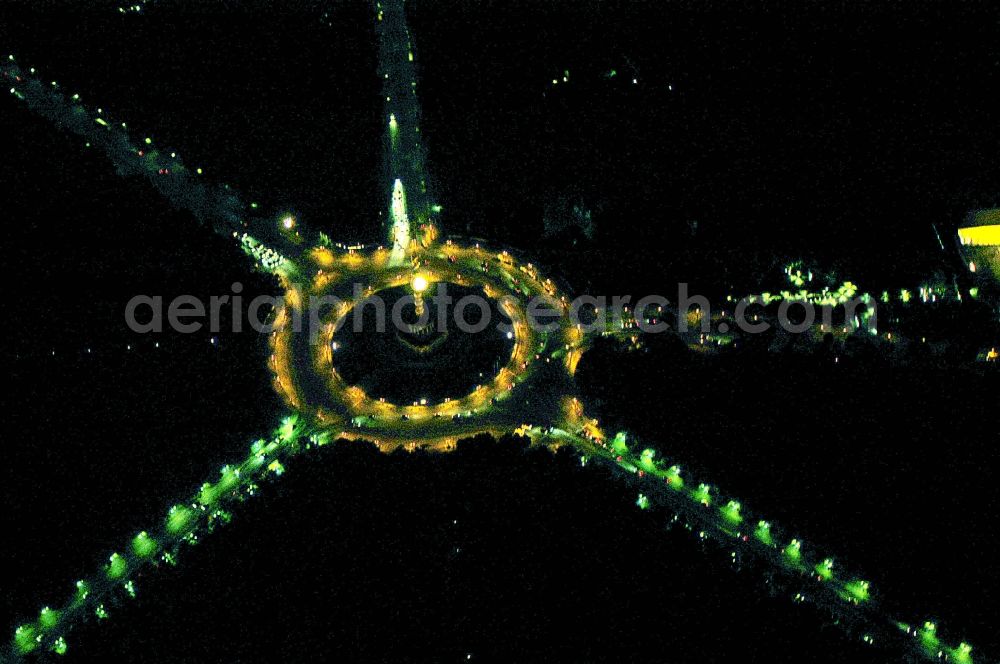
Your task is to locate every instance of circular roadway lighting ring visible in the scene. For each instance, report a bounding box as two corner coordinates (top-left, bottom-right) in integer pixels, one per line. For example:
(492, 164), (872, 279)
(317, 285), (529, 413)
(269, 242), (588, 446)
(316, 265), (532, 412)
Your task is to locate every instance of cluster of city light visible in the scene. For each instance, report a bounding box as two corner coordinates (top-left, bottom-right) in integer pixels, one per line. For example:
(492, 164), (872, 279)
(743, 264), (863, 307)
(780, 261), (976, 312)
(239, 232), (290, 274)
(733, 261), (991, 345)
(116, 0), (153, 13)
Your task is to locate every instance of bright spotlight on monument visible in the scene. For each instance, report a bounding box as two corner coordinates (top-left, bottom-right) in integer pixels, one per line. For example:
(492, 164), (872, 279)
(412, 274), (429, 293)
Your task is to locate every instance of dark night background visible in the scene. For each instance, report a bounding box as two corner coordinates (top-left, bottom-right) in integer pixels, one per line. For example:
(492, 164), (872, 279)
(1, 1), (998, 662)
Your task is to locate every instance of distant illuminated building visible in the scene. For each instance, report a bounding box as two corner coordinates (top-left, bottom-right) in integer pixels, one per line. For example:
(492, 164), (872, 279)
(957, 208), (1000, 291)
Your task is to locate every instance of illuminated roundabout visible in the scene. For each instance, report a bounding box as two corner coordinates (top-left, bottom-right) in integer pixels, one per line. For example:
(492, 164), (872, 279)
(271, 239), (598, 452)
